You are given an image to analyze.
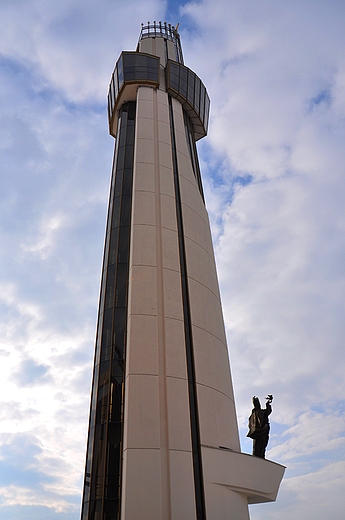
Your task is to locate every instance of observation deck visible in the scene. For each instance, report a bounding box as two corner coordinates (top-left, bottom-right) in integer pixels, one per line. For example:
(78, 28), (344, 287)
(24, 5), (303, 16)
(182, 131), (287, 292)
(107, 22), (210, 142)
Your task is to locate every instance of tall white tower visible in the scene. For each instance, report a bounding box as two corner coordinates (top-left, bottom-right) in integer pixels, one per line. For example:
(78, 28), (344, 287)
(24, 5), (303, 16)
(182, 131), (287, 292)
(81, 22), (284, 520)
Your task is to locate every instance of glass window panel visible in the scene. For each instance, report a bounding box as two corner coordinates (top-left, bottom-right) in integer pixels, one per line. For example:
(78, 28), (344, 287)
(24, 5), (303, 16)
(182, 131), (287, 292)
(104, 264), (116, 310)
(194, 76), (201, 114)
(115, 263), (128, 307)
(126, 122), (135, 144)
(168, 62), (180, 91)
(199, 85), (205, 125)
(179, 67), (188, 98)
(114, 68), (118, 99)
(107, 96), (112, 122)
(113, 307), (126, 356)
(204, 92), (210, 129)
(124, 145), (134, 168)
(117, 56), (124, 90)
(101, 308), (113, 349)
(117, 225), (130, 262)
(123, 54), (136, 67)
(187, 71), (195, 105)
(111, 196), (121, 229)
(122, 168), (132, 195)
(108, 226), (119, 265)
(116, 145), (125, 169)
(120, 195), (131, 226)
(114, 167), (123, 198)
(110, 78), (115, 110)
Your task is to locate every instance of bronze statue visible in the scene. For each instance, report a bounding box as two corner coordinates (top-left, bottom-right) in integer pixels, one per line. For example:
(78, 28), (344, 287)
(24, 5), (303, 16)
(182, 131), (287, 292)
(247, 395), (273, 458)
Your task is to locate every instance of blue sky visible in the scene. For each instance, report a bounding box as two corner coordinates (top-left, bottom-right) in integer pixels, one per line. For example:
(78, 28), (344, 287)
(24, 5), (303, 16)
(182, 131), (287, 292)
(1, 0), (345, 519)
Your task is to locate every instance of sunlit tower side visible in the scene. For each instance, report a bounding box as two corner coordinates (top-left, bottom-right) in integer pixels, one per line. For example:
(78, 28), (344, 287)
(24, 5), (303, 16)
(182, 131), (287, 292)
(81, 21), (284, 520)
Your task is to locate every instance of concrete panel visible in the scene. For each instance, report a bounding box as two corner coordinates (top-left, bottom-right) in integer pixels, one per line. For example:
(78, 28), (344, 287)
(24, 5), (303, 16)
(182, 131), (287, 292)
(157, 99), (170, 123)
(163, 268), (183, 320)
(171, 97), (184, 126)
(164, 317), (188, 379)
(181, 204), (213, 256)
(196, 383), (218, 447)
(161, 193), (178, 232)
(192, 326), (234, 401)
(136, 99), (154, 120)
(131, 224), (156, 267)
(158, 141), (174, 169)
(161, 227), (180, 271)
(124, 374), (160, 449)
(136, 117), (154, 140)
(159, 165), (175, 197)
(132, 190), (155, 226)
(157, 119), (171, 145)
(176, 150), (195, 186)
(139, 38), (154, 57)
(169, 450), (196, 520)
(135, 137), (155, 164)
(214, 391), (241, 451)
(188, 278), (227, 343)
(179, 174), (206, 218)
(167, 376), (192, 451)
(129, 265), (157, 317)
(197, 383), (239, 451)
(126, 314), (159, 375)
(166, 39), (176, 63)
(137, 86), (154, 101)
(184, 236), (219, 296)
(121, 448), (162, 519)
(133, 162), (155, 192)
(175, 129), (191, 163)
(152, 37), (166, 65)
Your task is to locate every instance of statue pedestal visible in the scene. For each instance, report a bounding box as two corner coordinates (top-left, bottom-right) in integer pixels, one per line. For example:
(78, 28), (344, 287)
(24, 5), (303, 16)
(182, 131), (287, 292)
(202, 446), (285, 519)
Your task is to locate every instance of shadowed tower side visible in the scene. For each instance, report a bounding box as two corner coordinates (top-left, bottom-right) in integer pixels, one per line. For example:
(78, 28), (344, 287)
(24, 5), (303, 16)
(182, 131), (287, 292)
(81, 22), (284, 520)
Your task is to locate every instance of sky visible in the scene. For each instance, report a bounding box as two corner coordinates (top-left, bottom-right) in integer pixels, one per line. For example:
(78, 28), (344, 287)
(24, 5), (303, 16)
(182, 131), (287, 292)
(0, 0), (345, 519)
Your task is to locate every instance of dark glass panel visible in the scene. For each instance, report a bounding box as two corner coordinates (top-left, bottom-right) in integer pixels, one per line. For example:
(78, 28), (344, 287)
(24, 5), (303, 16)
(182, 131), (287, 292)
(179, 67), (188, 98)
(120, 109), (127, 129)
(124, 145), (134, 169)
(169, 62), (180, 91)
(101, 308), (113, 349)
(111, 196), (121, 228)
(127, 102), (136, 120)
(199, 85), (205, 125)
(187, 70), (195, 106)
(117, 226), (130, 263)
(104, 500), (119, 520)
(107, 96), (111, 123)
(114, 167), (123, 198)
(194, 76), (201, 114)
(126, 122), (135, 144)
(122, 168), (132, 195)
(105, 423), (121, 499)
(114, 68), (118, 100)
(116, 145), (125, 170)
(204, 92), (210, 129)
(82, 102), (136, 519)
(113, 307), (126, 356)
(108, 227), (119, 265)
(110, 77), (115, 111)
(117, 56), (124, 90)
(115, 263), (128, 307)
(104, 264), (116, 310)
(120, 195), (131, 226)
